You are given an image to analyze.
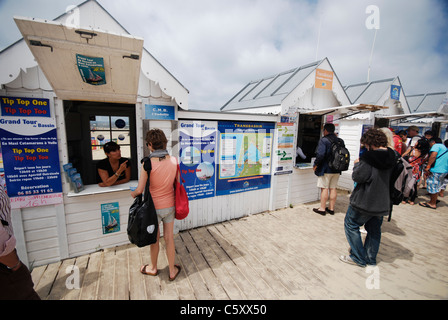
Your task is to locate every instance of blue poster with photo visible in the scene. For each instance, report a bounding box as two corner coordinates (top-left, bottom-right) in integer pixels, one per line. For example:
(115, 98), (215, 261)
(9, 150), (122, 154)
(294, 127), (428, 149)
(390, 85), (401, 100)
(101, 202), (120, 234)
(178, 120), (217, 200)
(76, 54), (106, 85)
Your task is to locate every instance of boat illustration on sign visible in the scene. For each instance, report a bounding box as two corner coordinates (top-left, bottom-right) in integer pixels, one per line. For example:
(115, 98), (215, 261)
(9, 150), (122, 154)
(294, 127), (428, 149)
(76, 54), (106, 85)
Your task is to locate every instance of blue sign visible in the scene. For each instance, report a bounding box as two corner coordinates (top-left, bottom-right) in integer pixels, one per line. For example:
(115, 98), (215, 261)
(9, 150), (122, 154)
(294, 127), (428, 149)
(178, 120), (217, 200)
(145, 104), (175, 120)
(76, 54), (106, 85)
(101, 202), (120, 234)
(216, 121), (275, 196)
(1, 96), (50, 117)
(0, 118), (62, 200)
(391, 85), (401, 100)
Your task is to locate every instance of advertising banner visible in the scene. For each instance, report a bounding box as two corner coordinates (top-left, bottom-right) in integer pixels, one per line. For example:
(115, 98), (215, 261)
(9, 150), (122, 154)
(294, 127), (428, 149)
(216, 121), (274, 195)
(101, 202), (120, 234)
(76, 54), (106, 85)
(274, 122), (295, 175)
(178, 120), (217, 200)
(0, 97), (63, 209)
(1, 96), (51, 117)
(390, 85), (401, 100)
(315, 68), (334, 90)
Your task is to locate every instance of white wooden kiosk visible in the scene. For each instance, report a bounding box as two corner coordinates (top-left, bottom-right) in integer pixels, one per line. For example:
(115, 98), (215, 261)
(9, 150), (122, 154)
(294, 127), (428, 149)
(0, 0), (283, 267)
(0, 0), (190, 267)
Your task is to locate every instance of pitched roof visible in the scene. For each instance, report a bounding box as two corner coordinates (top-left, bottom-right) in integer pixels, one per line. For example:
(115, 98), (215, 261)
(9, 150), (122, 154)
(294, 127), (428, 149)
(344, 78), (396, 104)
(406, 92), (447, 113)
(221, 60), (322, 111)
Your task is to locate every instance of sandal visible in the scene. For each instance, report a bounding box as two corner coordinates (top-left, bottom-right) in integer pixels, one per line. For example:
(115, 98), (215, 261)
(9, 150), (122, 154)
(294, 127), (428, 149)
(140, 264), (158, 276)
(169, 264), (181, 281)
(419, 202), (436, 210)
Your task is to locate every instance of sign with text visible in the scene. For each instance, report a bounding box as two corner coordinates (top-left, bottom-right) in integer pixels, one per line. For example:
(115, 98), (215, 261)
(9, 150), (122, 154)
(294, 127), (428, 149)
(145, 104), (175, 120)
(1, 96), (50, 117)
(216, 121), (274, 196)
(76, 54), (106, 86)
(101, 202), (120, 234)
(178, 120), (217, 200)
(390, 85), (401, 100)
(0, 116), (63, 209)
(274, 122), (295, 175)
(315, 69), (334, 90)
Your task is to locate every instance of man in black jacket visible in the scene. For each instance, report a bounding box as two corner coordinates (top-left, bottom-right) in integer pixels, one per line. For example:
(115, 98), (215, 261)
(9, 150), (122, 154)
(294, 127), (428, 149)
(340, 128), (398, 267)
(313, 123), (342, 215)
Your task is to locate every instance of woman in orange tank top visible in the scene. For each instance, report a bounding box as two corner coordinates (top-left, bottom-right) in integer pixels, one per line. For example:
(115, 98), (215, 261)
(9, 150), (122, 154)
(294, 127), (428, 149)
(131, 129), (181, 281)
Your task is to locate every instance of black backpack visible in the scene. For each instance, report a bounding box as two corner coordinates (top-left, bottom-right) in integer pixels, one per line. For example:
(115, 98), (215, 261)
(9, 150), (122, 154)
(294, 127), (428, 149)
(326, 136), (350, 172)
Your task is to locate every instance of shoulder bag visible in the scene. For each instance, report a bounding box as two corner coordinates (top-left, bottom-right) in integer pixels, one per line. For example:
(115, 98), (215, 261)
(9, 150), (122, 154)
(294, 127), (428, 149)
(174, 164), (189, 220)
(127, 158), (158, 247)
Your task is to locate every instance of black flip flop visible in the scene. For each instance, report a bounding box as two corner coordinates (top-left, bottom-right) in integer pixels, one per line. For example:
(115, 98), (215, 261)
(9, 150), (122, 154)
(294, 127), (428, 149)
(419, 202), (436, 210)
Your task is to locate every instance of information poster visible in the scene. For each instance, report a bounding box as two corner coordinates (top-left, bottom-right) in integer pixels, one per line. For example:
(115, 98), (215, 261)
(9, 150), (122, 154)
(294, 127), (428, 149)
(315, 68), (334, 90)
(0, 96), (63, 209)
(76, 54), (106, 86)
(101, 202), (120, 234)
(178, 120), (217, 200)
(216, 121), (274, 195)
(275, 122), (295, 175)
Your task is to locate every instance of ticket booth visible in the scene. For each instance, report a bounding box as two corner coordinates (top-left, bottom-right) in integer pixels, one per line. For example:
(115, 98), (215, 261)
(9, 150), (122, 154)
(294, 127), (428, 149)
(0, 2), (188, 267)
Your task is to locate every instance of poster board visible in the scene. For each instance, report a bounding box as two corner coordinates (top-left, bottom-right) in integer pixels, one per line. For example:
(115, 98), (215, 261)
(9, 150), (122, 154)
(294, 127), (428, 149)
(0, 96), (63, 209)
(216, 121), (274, 195)
(178, 120), (217, 200)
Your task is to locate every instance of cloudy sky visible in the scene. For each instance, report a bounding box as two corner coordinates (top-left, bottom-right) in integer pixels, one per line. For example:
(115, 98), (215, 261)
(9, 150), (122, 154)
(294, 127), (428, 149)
(0, 0), (447, 110)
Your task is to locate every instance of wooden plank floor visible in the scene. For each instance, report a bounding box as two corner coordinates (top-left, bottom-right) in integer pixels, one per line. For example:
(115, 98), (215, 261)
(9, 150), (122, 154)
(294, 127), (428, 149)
(31, 190), (448, 300)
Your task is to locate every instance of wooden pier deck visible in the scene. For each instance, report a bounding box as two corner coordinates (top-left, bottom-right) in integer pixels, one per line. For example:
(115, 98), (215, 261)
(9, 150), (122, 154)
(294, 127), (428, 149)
(30, 191), (448, 300)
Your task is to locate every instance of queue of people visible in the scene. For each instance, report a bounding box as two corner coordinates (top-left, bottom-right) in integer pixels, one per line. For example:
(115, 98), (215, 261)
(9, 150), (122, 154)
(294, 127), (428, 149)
(312, 124), (447, 268)
(1, 123), (446, 298)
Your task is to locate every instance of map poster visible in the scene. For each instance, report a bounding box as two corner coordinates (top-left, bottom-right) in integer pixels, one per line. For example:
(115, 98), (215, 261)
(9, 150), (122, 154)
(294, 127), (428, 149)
(216, 121), (275, 196)
(178, 120), (217, 200)
(101, 202), (120, 234)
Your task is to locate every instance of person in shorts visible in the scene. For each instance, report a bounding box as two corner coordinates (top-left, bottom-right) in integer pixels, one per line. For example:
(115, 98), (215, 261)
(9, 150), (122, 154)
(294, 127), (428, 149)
(131, 129), (181, 281)
(420, 138), (448, 209)
(313, 123), (343, 215)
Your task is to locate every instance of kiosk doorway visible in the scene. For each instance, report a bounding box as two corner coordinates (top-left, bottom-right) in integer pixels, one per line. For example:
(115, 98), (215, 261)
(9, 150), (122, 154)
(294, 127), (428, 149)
(296, 114), (323, 164)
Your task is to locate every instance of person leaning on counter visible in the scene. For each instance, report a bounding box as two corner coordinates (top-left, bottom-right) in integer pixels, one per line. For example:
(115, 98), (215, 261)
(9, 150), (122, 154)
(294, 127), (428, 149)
(96, 141), (131, 187)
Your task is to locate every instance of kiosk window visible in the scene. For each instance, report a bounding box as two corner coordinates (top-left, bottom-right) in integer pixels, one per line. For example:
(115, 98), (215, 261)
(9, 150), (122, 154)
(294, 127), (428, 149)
(90, 116), (131, 160)
(65, 101), (137, 185)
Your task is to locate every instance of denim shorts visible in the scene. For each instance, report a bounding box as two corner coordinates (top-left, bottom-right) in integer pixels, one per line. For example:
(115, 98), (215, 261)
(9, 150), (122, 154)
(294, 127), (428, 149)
(156, 206), (175, 224)
(427, 172), (448, 194)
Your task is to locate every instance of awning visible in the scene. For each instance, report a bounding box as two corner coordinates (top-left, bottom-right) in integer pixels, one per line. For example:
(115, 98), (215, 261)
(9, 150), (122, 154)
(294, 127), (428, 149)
(14, 16), (143, 104)
(300, 104), (387, 116)
(382, 111), (448, 124)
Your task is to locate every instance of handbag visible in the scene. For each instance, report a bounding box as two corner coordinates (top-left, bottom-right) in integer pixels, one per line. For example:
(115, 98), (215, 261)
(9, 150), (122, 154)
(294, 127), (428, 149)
(127, 158), (158, 247)
(174, 164), (189, 220)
